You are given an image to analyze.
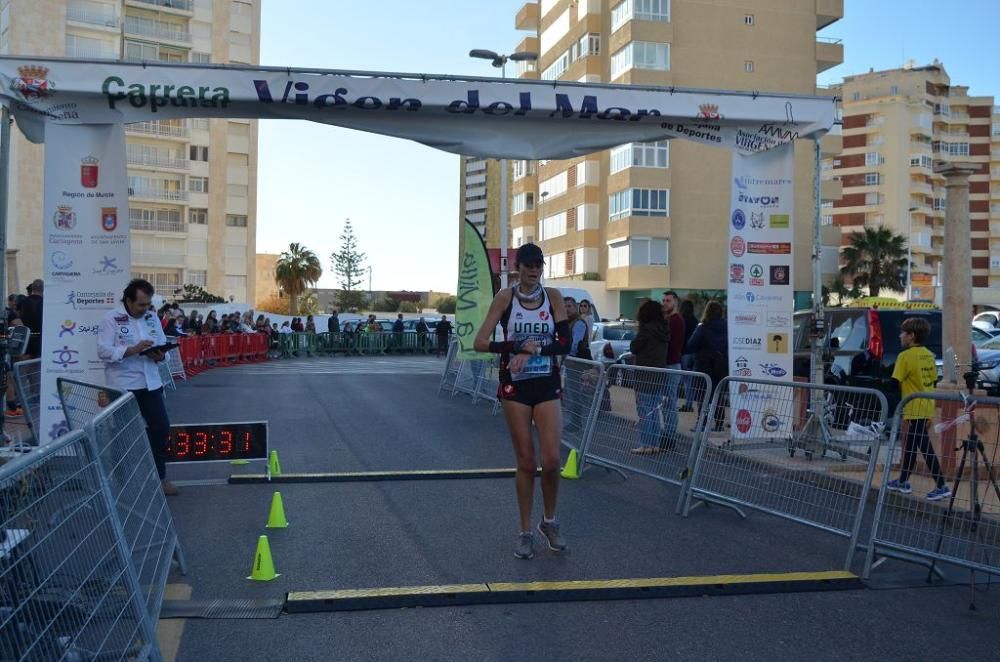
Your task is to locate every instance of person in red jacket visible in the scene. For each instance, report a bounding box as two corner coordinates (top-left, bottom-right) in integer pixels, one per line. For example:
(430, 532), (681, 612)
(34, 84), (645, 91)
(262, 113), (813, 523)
(659, 291), (686, 442)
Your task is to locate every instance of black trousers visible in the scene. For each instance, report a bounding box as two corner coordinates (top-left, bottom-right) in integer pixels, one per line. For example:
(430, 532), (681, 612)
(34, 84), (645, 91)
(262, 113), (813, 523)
(131, 387), (170, 480)
(898, 418), (945, 487)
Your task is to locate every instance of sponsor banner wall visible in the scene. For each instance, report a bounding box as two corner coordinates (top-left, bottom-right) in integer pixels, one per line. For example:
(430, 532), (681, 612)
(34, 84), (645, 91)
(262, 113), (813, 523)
(41, 122), (130, 441)
(727, 143), (795, 439)
(0, 58), (836, 157)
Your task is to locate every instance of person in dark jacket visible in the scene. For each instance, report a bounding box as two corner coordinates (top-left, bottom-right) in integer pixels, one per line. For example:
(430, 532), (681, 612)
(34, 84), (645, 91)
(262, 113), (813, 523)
(679, 299), (700, 411)
(18, 279), (44, 359)
(629, 300), (670, 454)
(685, 300), (728, 432)
(328, 310), (340, 334)
(435, 315), (453, 357)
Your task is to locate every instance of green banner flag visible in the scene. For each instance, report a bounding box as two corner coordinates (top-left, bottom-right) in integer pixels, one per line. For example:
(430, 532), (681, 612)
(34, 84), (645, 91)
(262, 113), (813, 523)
(455, 218), (497, 360)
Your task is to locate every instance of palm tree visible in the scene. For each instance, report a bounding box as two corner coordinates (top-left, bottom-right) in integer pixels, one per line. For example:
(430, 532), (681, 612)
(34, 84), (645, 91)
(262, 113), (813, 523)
(275, 242), (322, 315)
(822, 275), (862, 307)
(839, 227), (909, 298)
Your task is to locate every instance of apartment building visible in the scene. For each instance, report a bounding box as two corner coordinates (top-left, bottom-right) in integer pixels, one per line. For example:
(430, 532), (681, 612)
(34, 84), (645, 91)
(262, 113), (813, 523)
(0, 0), (260, 302)
(503, 0), (843, 317)
(458, 156), (509, 274)
(823, 61), (1000, 306)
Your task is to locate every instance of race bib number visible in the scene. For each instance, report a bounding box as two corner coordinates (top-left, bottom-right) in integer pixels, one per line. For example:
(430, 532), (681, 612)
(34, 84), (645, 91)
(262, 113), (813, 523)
(512, 335), (551, 381)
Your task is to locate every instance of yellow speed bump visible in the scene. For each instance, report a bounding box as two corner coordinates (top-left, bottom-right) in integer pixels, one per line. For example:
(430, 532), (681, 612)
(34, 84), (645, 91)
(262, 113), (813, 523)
(285, 571), (860, 612)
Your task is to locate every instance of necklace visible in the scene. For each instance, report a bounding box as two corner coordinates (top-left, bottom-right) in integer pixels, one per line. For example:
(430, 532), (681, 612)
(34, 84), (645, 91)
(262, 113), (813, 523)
(514, 283), (543, 303)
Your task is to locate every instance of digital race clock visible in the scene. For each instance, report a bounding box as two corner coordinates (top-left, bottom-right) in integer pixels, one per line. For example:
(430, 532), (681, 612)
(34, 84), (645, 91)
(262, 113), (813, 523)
(165, 422), (268, 463)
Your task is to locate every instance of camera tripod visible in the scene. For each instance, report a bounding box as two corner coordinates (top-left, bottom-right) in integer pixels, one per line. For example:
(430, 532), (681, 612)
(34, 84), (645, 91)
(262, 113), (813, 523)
(927, 367), (1000, 610)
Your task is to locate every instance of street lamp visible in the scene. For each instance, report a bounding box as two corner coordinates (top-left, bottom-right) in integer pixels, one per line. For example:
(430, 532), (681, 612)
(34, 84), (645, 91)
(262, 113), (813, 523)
(468, 49), (538, 289)
(906, 205), (919, 300)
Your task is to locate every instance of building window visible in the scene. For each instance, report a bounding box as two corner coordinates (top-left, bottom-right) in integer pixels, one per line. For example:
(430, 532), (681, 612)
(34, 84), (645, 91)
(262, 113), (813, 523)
(512, 160), (536, 180)
(744, 60), (754, 73)
(189, 208), (208, 225)
(189, 176), (208, 193)
(541, 52), (570, 81)
(611, 0), (671, 33)
(864, 173), (880, 186)
(744, 14), (754, 25)
(611, 41), (669, 79)
(865, 152), (884, 166)
(609, 188), (669, 221)
(225, 214), (248, 227)
(890, 85), (898, 95)
(539, 212), (567, 241)
(130, 207), (183, 233)
(191, 51), (211, 63)
(189, 145), (209, 161)
(608, 238), (668, 267)
(227, 184), (249, 198)
(610, 141), (669, 173)
(512, 192), (535, 215)
(187, 270), (207, 287)
(231, 1), (252, 15)
(852, 91), (861, 101)
(125, 40), (158, 61)
(821, 215), (833, 226)
(571, 33), (600, 61)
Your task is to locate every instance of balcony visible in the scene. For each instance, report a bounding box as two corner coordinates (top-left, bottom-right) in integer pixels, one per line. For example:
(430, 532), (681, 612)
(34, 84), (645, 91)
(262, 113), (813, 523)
(126, 121), (189, 139)
(124, 16), (191, 44)
(515, 2), (539, 31)
(816, 0), (843, 29)
(131, 218), (185, 233)
(65, 42), (118, 59)
(819, 132), (841, 157)
(129, 187), (188, 202)
(66, 6), (120, 29)
(126, 0), (193, 14)
(816, 37), (843, 74)
(820, 178), (842, 202)
(132, 251), (187, 267)
(126, 151), (189, 170)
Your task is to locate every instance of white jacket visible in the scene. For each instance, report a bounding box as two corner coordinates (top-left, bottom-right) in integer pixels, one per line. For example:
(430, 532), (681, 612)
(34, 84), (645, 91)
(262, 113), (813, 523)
(97, 303), (167, 391)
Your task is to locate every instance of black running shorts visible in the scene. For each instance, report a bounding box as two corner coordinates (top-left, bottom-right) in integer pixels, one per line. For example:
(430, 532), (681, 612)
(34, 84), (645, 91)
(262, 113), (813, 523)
(498, 374), (562, 407)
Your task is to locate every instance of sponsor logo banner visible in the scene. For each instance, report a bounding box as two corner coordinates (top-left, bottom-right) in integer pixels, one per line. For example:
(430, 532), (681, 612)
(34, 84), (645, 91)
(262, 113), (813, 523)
(42, 123), (131, 441)
(728, 142), (793, 439)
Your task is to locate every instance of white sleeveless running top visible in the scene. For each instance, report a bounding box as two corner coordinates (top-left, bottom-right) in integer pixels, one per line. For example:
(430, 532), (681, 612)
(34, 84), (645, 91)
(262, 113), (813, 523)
(504, 286), (555, 381)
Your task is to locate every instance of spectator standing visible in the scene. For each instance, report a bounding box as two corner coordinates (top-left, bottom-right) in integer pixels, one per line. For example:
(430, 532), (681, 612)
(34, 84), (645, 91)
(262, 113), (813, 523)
(392, 313), (404, 350)
(679, 299), (699, 411)
(685, 301), (729, 432)
(278, 321), (293, 334)
(96, 279), (177, 496)
(659, 291), (686, 441)
(629, 300), (670, 454)
(305, 315), (316, 333)
(435, 315), (452, 357)
(416, 317), (429, 352)
(255, 314), (268, 333)
(18, 279), (44, 359)
(328, 310), (340, 334)
(562, 296), (590, 432)
(5, 293), (18, 326)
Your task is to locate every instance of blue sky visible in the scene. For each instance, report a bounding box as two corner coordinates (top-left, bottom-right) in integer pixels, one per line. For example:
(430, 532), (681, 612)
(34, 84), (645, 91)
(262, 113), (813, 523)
(255, 0), (998, 294)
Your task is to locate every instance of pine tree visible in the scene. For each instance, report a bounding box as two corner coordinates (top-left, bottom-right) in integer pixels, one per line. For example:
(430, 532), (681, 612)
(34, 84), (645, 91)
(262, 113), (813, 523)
(330, 219), (368, 311)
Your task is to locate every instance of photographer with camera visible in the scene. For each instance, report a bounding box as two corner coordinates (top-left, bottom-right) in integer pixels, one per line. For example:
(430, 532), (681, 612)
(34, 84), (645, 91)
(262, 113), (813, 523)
(97, 279), (178, 497)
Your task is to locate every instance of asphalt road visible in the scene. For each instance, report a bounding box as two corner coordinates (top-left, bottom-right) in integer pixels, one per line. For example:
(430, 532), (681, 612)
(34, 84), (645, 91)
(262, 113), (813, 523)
(162, 356), (999, 661)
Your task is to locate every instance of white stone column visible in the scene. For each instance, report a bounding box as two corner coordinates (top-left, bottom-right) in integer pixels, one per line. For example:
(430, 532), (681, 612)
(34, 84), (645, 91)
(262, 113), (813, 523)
(935, 162), (977, 383)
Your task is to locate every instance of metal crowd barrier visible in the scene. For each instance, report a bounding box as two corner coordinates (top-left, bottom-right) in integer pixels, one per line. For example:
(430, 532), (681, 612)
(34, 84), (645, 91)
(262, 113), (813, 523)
(0, 428), (162, 661)
(576, 364), (714, 487)
(438, 341), (462, 395)
(58, 379), (187, 622)
(157, 361), (176, 393)
(11, 359), (40, 445)
(163, 337), (187, 383)
(680, 377), (889, 570)
(864, 391), (1000, 580)
(559, 357), (610, 456)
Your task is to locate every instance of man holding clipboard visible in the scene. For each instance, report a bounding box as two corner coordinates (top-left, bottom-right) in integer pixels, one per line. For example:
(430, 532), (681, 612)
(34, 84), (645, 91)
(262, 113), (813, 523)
(97, 278), (179, 496)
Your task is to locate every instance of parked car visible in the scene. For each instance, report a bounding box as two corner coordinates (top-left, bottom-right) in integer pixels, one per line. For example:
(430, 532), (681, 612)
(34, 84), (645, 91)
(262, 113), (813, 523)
(793, 307), (942, 424)
(971, 337), (1000, 395)
(972, 310), (1000, 333)
(589, 321), (638, 365)
(972, 325), (999, 348)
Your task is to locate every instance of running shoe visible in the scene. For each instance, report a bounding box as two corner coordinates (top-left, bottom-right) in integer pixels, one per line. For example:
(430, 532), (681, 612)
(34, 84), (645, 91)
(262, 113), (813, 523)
(513, 531), (534, 560)
(926, 485), (952, 502)
(885, 479), (912, 494)
(537, 519), (567, 552)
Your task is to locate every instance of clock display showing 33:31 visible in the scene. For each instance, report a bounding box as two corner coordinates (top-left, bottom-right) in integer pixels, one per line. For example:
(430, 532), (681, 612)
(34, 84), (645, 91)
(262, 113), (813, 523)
(165, 422), (268, 463)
